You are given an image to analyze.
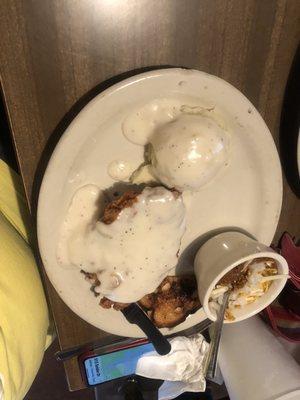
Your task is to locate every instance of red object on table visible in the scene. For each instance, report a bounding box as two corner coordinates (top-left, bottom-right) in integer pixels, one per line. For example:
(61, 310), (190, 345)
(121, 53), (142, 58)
(263, 233), (300, 342)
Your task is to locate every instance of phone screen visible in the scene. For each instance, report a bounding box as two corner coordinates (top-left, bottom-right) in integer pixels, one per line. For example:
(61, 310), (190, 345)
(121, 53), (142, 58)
(84, 342), (154, 385)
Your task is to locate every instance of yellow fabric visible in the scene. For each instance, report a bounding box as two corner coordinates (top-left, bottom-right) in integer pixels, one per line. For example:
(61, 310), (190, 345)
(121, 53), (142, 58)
(0, 160), (32, 244)
(0, 160), (51, 400)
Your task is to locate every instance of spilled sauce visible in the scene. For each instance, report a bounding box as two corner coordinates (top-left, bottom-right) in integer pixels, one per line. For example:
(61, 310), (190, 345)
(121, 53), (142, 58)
(107, 159), (134, 181)
(122, 98), (182, 145)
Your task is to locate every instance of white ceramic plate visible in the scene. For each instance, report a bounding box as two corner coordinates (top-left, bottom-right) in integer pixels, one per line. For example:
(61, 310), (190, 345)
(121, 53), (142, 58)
(37, 68), (282, 337)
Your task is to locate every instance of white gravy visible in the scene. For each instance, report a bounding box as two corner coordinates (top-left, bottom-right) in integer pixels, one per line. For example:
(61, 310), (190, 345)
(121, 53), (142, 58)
(57, 185), (186, 303)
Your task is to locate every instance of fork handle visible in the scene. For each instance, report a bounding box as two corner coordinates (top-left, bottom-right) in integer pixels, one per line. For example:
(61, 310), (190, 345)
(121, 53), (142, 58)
(205, 291), (230, 380)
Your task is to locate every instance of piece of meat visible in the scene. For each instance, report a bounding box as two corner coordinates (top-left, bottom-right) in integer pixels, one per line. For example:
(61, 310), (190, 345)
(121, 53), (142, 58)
(152, 297), (186, 328)
(150, 275), (201, 328)
(218, 257), (278, 290)
(81, 270), (101, 297)
(86, 189), (199, 328)
(81, 270), (99, 284)
(139, 293), (155, 309)
(99, 275), (201, 328)
(218, 264), (248, 289)
(99, 297), (129, 311)
(102, 191), (139, 224)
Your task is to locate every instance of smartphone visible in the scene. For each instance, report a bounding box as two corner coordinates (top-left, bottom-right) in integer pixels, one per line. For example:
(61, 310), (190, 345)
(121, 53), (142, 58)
(80, 341), (155, 386)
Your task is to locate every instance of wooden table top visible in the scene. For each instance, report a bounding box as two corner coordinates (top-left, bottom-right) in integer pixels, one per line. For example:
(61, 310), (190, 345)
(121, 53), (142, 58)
(1, 0), (300, 392)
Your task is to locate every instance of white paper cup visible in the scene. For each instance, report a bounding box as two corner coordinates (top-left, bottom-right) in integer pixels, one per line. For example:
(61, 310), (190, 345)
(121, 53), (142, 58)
(194, 231), (289, 322)
(218, 316), (300, 400)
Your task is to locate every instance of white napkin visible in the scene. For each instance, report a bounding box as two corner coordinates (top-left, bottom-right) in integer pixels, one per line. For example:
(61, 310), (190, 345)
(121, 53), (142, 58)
(136, 334), (209, 400)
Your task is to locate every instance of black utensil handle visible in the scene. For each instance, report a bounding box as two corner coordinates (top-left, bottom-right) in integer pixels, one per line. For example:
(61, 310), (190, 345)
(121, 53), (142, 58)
(122, 304), (171, 355)
(135, 311), (171, 356)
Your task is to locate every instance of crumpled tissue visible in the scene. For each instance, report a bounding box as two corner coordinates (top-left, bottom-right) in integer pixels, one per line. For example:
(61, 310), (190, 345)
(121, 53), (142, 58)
(136, 333), (209, 400)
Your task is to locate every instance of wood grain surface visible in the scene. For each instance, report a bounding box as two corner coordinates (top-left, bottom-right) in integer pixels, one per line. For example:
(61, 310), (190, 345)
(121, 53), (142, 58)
(1, 0), (300, 391)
